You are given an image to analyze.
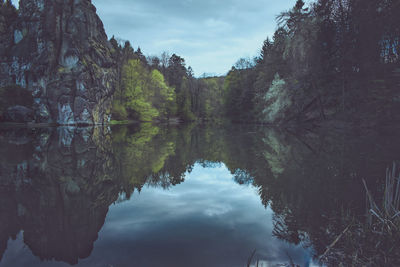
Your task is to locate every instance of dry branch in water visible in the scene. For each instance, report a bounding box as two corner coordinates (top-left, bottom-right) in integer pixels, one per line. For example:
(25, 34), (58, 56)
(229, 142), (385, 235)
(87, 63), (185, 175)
(363, 162), (400, 233)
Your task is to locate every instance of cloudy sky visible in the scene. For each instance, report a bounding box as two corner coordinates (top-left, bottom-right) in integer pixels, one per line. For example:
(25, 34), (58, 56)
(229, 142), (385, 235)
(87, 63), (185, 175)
(92, 0), (299, 76)
(12, 0), (300, 76)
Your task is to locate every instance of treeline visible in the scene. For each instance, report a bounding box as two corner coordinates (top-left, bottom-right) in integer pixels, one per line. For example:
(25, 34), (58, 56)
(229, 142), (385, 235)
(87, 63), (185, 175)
(223, 0), (400, 125)
(109, 38), (225, 122)
(3, 0), (399, 125)
(110, 0), (400, 125)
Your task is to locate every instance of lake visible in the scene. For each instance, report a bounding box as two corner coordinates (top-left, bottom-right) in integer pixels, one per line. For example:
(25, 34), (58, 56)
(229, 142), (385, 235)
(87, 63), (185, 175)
(0, 123), (398, 266)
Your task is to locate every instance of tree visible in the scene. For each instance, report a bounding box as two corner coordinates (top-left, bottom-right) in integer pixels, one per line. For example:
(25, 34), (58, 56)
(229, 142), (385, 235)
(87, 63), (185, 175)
(295, 0), (305, 11)
(160, 51), (170, 71)
(166, 54), (186, 91)
(112, 58), (178, 122)
(234, 57), (254, 70)
(149, 69), (176, 119)
(135, 47), (148, 65)
(119, 59), (159, 121)
(259, 37), (273, 63)
(177, 77), (195, 121)
(147, 56), (161, 69)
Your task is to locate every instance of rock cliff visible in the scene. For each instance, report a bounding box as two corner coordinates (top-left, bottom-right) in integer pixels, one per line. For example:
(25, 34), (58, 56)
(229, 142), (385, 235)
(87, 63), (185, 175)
(0, 0), (116, 125)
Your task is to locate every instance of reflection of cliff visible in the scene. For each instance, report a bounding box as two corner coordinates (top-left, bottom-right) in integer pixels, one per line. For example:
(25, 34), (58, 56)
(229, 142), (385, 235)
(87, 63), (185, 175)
(1, 124), (399, 266)
(0, 124), (191, 264)
(0, 126), (120, 264)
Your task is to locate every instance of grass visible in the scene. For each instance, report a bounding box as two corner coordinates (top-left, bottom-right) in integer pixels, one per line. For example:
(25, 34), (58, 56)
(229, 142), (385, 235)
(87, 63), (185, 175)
(363, 162), (400, 234)
(315, 163), (400, 266)
(246, 164), (400, 266)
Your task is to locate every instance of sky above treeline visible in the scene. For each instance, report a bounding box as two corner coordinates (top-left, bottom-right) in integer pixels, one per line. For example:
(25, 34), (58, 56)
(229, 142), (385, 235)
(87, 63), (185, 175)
(11, 0), (300, 76)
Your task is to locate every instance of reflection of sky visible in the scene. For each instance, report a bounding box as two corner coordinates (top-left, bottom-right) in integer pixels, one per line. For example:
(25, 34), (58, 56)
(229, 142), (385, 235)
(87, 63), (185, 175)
(1, 164), (318, 267)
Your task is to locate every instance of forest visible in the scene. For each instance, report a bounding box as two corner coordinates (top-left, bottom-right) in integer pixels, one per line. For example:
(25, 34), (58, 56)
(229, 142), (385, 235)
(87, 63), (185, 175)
(108, 39), (225, 123)
(108, 0), (400, 126)
(224, 0), (400, 125)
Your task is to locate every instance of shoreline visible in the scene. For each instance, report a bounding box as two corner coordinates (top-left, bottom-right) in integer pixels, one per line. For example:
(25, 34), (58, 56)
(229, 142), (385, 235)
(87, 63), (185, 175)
(0, 118), (399, 132)
(0, 119), (181, 128)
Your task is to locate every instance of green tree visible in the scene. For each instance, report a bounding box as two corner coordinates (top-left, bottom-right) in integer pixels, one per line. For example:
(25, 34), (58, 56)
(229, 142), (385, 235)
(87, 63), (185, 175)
(177, 77), (195, 121)
(118, 59), (159, 121)
(149, 69), (177, 119)
(112, 59), (178, 122)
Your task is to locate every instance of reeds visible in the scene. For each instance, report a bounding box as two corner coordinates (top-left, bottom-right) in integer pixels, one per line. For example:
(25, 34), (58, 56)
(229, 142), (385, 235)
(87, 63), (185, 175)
(363, 162), (400, 234)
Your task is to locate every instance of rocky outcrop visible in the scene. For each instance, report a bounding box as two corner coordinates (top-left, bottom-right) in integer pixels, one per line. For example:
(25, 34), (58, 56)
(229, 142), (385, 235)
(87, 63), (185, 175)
(0, 0), (116, 125)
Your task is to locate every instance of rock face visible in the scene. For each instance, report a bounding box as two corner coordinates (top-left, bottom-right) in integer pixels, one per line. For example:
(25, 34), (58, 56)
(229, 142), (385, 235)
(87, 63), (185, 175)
(0, 0), (116, 125)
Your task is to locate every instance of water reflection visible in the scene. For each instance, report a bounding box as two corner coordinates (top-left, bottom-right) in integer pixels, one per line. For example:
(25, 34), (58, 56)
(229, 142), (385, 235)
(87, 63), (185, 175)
(0, 123), (399, 266)
(0, 126), (120, 265)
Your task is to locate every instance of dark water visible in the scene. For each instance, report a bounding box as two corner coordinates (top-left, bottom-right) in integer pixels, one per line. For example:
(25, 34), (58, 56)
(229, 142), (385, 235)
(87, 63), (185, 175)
(0, 123), (399, 267)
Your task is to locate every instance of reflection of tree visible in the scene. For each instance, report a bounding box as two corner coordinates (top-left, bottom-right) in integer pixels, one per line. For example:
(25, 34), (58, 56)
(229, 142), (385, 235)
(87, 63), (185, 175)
(1, 124), (399, 265)
(249, 128), (400, 266)
(273, 210), (303, 246)
(233, 169), (253, 185)
(176, 124), (400, 266)
(112, 123), (185, 192)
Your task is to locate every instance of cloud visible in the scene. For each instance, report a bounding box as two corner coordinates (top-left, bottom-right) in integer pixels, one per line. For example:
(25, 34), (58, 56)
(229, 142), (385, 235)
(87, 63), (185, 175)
(92, 0), (298, 76)
(0, 162), (317, 267)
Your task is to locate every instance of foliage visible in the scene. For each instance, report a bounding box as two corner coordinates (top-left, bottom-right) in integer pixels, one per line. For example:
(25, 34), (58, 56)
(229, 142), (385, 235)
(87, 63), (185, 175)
(111, 41), (227, 122)
(177, 77), (195, 121)
(196, 77), (225, 120)
(122, 59), (158, 121)
(112, 59), (175, 121)
(149, 69), (177, 118)
(259, 74), (290, 123)
(223, 67), (256, 121)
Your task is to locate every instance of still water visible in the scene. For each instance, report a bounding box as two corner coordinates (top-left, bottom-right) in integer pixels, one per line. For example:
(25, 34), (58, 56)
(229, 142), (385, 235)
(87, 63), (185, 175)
(0, 123), (398, 266)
